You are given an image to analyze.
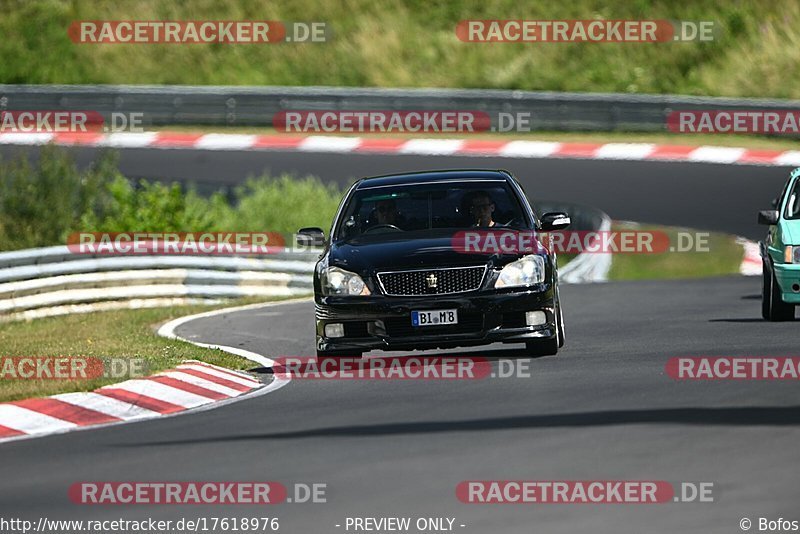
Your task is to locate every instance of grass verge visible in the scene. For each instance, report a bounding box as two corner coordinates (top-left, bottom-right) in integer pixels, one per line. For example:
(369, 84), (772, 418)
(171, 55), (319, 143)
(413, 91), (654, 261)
(608, 222), (744, 280)
(0, 296), (300, 403)
(3, 1), (800, 100)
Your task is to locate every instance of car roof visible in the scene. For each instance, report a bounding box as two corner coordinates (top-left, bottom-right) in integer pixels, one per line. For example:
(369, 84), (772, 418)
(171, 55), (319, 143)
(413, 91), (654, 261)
(355, 169), (513, 190)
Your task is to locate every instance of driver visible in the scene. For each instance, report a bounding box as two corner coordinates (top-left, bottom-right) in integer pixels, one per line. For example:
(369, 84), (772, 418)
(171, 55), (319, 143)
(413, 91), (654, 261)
(467, 191), (497, 227)
(375, 199), (401, 226)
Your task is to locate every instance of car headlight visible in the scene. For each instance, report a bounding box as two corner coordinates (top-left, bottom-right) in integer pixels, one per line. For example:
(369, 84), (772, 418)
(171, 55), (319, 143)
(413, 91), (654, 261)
(784, 246), (800, 264)
(321, 266), (371, 296)
(494, 255), (546, 288)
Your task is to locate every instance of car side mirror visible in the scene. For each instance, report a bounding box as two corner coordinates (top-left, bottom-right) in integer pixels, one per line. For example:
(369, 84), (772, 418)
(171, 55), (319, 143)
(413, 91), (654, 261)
(540, 212), (571, 231)
(758, 210), (779, 225)
(297, 227), (326, 247)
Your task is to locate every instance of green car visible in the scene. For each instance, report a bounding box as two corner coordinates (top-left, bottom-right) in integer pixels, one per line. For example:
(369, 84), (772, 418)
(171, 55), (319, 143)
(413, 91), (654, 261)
(760, 167), (800, 321)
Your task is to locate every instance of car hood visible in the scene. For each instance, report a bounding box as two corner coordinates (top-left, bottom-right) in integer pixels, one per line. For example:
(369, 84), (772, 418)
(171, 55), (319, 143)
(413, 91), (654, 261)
(328, 235), (526, 273)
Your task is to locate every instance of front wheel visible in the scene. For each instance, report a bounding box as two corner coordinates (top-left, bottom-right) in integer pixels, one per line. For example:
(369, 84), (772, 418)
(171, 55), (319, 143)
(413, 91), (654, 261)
(556, 289), (565, 348)
(762, 260), (795, 321)
(526, 304), (561, 357)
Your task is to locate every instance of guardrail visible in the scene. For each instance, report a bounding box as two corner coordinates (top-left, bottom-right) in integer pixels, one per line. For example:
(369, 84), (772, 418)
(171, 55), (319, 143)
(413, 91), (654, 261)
(2, 85), (800, 132)
(539, 202), (611, 284)
(0, 246), (318, 322)
(0, 203), (609, 322)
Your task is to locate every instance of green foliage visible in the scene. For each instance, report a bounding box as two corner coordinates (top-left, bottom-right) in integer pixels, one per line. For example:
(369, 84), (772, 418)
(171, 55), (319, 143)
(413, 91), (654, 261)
(1, 0), (799, 97)
(220, 176), (343, 233)
(0, 146), (343, 250)
(79, 177), (216, 233)
(0, 146), (116, 249)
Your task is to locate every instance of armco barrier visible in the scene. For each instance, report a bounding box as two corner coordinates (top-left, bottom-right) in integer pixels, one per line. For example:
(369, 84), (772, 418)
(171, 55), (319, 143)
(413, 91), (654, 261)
(538, 202), (612, 284)
(3, 85), (800, 132)
(0, 205), (609, 321)
(0, 246), (318, 321)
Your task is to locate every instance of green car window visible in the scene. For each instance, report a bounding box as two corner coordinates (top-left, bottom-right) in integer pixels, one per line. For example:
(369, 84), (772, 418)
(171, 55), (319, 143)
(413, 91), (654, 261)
(786, 178), (800, 219)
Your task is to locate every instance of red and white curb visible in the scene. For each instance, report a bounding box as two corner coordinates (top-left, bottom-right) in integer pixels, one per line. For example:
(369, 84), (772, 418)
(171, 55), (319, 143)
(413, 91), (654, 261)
(739, 238), (762, 276)
(1, 131), (800, 167)
(0, 361), (262, 442)
(0, 299), (301, 444)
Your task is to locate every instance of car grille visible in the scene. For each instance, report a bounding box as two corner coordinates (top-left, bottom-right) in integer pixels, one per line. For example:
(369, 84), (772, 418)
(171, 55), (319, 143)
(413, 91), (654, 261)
(383, 311), (484, 337)
(377, 266), (486, 296)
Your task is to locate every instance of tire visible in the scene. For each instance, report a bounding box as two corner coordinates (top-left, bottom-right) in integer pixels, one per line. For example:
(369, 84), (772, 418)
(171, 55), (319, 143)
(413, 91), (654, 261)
(556, 289), (565, 348)
(526, 302), (561, 357)
(526, 336), (558, 357)
(762, 261), (771, 320)
(762, 260), (795, 321)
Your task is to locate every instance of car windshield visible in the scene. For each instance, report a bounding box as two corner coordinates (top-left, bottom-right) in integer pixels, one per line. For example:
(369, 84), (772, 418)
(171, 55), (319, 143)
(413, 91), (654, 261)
(335, 181), (531, 241)
(785, 179), (800, 219)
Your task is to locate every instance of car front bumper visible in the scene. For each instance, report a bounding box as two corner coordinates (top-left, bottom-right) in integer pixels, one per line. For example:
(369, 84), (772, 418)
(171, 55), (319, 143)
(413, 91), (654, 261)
(315, 285), (556, 353)
(774, 263), (800, 303)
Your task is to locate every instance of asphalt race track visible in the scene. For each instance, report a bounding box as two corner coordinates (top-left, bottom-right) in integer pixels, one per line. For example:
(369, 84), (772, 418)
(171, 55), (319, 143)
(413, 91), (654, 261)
(1, 145), (799, 533)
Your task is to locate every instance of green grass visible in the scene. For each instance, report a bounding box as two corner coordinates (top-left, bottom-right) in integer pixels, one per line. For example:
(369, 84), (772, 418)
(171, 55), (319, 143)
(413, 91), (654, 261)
(557, 223), (743, 279)
(0, 297), (298, 402)
(2, 0), (800, 99)
(608, 222), (744, 280)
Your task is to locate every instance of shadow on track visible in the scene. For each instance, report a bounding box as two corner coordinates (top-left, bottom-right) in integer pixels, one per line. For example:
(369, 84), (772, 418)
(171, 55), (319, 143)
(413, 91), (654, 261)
(128, 406), (800, 447)
(708, 318), (766, 323)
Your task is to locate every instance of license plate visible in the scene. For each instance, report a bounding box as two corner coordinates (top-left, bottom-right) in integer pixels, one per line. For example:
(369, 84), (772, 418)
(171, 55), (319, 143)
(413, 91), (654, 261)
(411, 309), (458, 327)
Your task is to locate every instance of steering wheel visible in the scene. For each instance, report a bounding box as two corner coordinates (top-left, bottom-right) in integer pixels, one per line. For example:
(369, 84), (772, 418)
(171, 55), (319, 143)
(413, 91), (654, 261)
(363, 224), (402, 234)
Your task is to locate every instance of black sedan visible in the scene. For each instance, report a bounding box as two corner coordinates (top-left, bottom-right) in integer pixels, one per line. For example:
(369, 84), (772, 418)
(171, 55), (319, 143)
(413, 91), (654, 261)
(298, 169), (570, 358)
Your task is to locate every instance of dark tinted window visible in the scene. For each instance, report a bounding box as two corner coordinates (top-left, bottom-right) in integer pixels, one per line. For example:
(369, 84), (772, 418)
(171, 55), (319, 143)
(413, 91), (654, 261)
(335, 182), (529, 240)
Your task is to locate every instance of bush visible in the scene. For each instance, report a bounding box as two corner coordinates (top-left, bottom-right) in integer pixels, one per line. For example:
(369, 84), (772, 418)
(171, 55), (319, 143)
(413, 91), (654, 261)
(220, 176), (344, 234)
(0, 146), (343, 251)
(79, 177), (218, 233)
(0, 146), (116, 249)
